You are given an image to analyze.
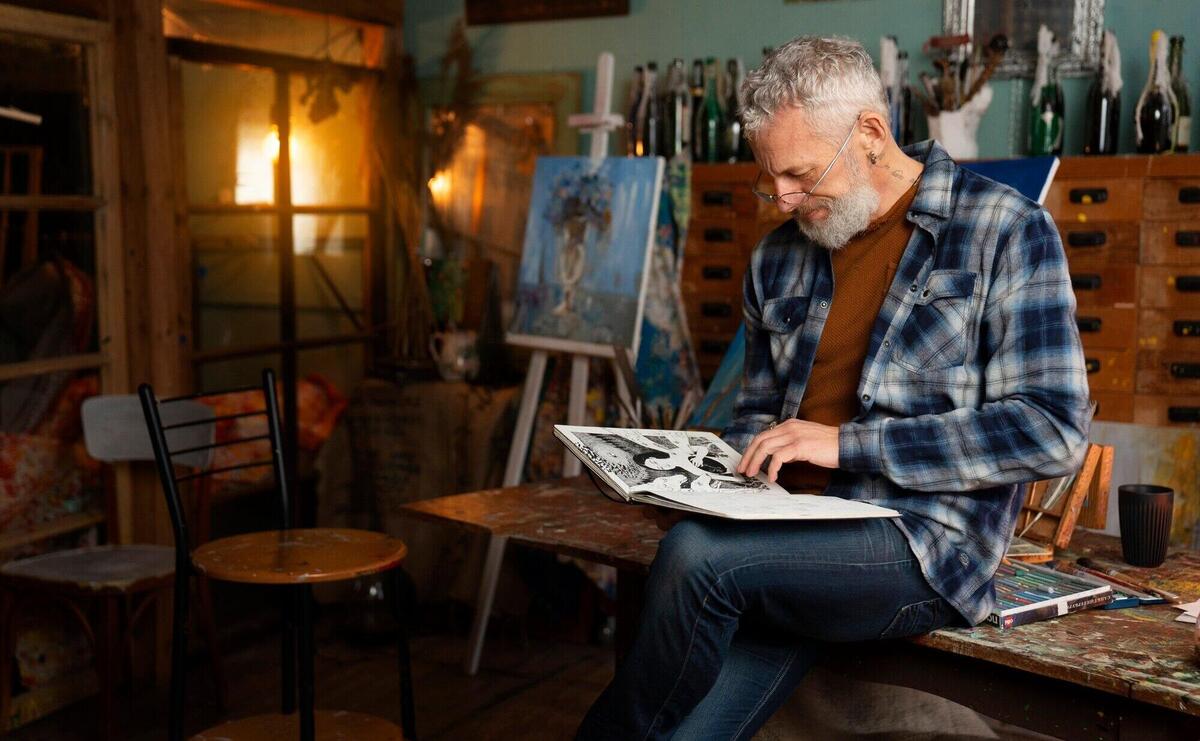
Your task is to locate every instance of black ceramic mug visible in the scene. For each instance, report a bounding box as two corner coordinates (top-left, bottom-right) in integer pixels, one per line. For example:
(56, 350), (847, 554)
(1117, 484), (1174, 568)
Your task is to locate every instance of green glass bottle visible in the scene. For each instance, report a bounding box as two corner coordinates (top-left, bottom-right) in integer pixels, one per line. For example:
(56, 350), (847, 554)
(693, 57), (725, 163)
(1029, 27), (1064, 156)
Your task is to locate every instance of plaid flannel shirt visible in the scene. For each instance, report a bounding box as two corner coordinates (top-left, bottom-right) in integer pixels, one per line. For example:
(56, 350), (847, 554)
(723, 141), (1091, 626)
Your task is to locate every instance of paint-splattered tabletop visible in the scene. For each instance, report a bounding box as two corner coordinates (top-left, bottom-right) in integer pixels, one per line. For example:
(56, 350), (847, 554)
(402, 478), (1200, 716)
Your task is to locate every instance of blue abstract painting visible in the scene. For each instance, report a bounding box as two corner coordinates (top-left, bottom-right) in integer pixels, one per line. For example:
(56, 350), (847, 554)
(508, 156), (664, 356)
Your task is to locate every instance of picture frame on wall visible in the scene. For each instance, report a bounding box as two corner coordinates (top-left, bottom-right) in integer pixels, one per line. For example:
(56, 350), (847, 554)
(465, 0), (629, 25)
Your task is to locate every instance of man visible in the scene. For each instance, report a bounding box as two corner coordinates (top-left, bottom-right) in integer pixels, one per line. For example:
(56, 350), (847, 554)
(577, 35), (1090, 740)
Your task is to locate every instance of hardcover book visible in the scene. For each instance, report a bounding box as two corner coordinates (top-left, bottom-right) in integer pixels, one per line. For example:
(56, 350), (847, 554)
(554, 425), (899, 521)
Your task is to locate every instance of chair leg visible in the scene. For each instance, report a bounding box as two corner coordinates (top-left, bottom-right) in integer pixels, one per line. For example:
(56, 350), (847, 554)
(193, 575), (227, 709)
(168, 570), (190, 741)
(0, 589), (16, 735)
(97, 596), (120, 741)
(281, 586), (297, 715)
(297, 585), (315, 741)
(465, 533), (507, 675)
(390, 568), (417, 741)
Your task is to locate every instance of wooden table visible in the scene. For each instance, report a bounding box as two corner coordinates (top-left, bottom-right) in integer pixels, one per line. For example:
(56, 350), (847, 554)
(401, 477), (1200, 741)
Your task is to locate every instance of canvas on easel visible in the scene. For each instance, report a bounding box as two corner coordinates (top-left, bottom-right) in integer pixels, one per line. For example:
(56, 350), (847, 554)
(507, 155), (664, 357)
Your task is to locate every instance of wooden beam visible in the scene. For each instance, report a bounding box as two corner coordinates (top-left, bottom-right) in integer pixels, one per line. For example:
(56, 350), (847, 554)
(203, 0), (403, 28)
(0, 195), (104, 210)
(166, 36), (382, 75)
(0, 4), (107, 41)
(0, 353), (103, 382)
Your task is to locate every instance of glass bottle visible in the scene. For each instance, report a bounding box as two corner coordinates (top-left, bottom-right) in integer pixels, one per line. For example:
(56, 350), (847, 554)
(1084, 29), (1122, 155)
(722, 58), (750, 162)
(1169, 36), (1192, 153)
(1029, 26), (1065, 156)
(898, 50), (914, 146)
(625, 65), (644, 157)
(664, 58), (691, 160)
(693, 57), (725, 163)
(1135, 30), (1178, 154)
(689, 59), (705, 126)
(640, 62), (661, 157)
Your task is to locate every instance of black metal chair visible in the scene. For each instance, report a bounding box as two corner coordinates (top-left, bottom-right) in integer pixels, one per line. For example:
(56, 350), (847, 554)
(139, 368), (415, 741)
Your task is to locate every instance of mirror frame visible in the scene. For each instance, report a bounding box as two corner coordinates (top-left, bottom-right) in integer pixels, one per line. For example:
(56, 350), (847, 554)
(943, 0), (1106, 78)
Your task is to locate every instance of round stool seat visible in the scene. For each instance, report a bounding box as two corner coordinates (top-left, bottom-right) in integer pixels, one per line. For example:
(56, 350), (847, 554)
(191, 710), (406, 740)
(192, 528), (407, 585)
(0, 544), (174, 594)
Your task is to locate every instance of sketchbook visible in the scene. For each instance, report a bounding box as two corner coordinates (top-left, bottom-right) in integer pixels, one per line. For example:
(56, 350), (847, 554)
(554, 425), (900, 521)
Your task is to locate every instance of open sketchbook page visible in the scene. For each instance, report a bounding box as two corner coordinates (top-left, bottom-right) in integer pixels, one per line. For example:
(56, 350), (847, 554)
(556, 425), (899, 520)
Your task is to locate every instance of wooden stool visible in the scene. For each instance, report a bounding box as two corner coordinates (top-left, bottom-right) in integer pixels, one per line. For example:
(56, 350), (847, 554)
(136, 369), (417, 741)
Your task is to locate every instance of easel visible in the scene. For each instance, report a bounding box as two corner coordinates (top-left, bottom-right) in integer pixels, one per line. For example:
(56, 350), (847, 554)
(464, 52), (634, 675)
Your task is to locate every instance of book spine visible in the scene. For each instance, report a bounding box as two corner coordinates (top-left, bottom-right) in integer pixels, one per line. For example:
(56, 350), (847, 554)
(990, 592), (1114, 629)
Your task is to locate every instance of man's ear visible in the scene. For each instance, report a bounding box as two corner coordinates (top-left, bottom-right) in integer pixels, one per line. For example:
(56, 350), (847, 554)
(857, 111), (890, 156)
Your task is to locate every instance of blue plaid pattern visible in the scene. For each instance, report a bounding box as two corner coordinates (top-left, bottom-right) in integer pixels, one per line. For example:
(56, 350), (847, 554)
(723, 141), (1091, 625)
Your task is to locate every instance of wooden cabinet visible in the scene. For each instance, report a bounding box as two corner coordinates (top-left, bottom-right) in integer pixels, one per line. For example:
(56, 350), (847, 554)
(1048, 154), (1200, 426)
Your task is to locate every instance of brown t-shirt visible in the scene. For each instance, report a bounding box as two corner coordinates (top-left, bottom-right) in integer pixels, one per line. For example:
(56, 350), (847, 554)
(778, 180), (920, 492)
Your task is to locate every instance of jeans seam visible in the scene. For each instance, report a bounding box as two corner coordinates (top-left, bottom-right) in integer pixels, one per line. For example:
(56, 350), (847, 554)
(731, 648), (798, 741)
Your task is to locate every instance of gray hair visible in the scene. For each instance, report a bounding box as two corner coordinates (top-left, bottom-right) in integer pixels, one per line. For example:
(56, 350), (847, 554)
(740, 36), (889, 143)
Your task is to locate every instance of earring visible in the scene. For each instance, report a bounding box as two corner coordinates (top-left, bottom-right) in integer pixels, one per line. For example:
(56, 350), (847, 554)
(868, 151), (879, 165)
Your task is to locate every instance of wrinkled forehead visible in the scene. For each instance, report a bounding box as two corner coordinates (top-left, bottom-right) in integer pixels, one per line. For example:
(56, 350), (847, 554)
(752, 108), (838, 177)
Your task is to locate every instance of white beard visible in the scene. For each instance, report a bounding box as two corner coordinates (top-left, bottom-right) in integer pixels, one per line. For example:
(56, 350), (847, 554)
(793, 159), (880, 251)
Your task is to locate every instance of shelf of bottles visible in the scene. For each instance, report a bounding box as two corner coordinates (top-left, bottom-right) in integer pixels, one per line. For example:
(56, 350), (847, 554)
(625, 57), (753, 163)
(1038, 28), (1192, 157)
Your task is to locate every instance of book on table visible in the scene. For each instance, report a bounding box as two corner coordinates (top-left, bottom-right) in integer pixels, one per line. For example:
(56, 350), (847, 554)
(554, 425), (899, 521)
(988, 560), (1114, 629)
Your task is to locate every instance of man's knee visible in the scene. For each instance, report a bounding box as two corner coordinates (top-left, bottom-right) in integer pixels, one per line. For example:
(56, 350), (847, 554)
(653, 518), (725, 590)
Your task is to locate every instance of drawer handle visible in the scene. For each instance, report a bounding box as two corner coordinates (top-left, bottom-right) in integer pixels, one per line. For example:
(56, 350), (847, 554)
(700, 302), (732, 318)
(1076, 316), (1102, 333)
(1072, 274), (1102, 291)
(701, 266), (733, 280)
(1176, 231), (1200, 247)
(702, 190), (733, 206)
(1085, 358), (1101, 374)
(699, 339), (729, 355)
(1179, 187), (1200, 204)
(1177, 276), (1200, 292)
(1170, 363), (1200, 379)
(1168, 406), (1200, 423)
(703, 228), (734, 242)
(1067, 231), (1107, 247)
(1174, 320), (1200, 336)
(1069, 187), (1108, 204)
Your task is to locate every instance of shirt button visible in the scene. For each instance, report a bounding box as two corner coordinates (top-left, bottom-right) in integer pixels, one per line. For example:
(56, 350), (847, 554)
(909, 283), (918, 292)
(883, 340), (890, 348)
(862, 394), (870, 402)
(922, 289), (930, 298)
(819, 300), (829, 309)
(959, 553), (970, 566)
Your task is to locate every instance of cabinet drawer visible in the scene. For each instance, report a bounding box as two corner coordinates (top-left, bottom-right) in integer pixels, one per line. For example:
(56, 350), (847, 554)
(1075, 307), (1137, 350)
(1139, 267), (1200, 309)
(685, 218), (755, 256)
(1070, 265), (1137, 307)
(1090, 391), (1134, 423)
(1133, 394), (1200, 427)
(1082, 348), (1135, 392)
(1140, 221), (1200, 264)
(1143, 178), (1200, 221)
(1137, 309), (1200, 352)
(681, 256), (744, 296)
(689, 177), (758, 220)
(693, 332), (737, 367)
(1136, 350), (1200, 394)
(685, 295), (742, 335)
(1045, 178), (1142, 223)
(1059, 223), (1140, 264)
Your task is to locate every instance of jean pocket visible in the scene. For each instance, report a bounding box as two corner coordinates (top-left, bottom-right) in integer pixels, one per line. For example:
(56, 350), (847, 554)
(892, 270), (977, 372)
(879, 597), (951, 640)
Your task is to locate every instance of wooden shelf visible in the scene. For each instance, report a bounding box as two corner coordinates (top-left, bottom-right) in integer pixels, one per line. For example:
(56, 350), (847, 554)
(0, 512), (104, 553)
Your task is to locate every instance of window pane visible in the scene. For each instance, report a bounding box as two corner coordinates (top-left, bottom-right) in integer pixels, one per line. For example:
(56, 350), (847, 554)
(180, 61), (276, 206)
(0, 31), (92, 195)
(0, 211), (98, 367)
(192, 214), (279, 351)
(289, 74), (370, 207)
(197, 353), (281, 394)
(294, 214), (365, 339)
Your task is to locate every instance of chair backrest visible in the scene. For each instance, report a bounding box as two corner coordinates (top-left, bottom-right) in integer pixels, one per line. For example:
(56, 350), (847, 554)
(137, 369), (291, 562)
(82, 395), (215, 469)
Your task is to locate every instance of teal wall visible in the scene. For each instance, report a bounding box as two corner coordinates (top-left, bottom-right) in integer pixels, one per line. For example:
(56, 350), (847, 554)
(405, 0), (1200, 159)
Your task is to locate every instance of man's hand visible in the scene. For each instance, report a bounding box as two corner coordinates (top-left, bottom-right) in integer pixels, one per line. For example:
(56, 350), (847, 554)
(643, 505), (687, 532)
(736, 419), (840, 482)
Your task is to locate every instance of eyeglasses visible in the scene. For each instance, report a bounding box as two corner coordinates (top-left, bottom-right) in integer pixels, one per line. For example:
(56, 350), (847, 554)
(751, 117), (858, 208)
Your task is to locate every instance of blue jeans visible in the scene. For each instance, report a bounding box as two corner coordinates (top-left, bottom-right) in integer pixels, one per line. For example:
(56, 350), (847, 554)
(577, 516), (961, 740)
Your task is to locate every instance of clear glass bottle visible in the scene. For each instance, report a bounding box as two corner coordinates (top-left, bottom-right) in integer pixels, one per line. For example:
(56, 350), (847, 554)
(625, 65), (644, 157)
(1029, 27), (1065, 156)
(663, 58), (691, 160)
(1135, 30), (1178, 154)
(1084, 29), (1122, 155)
(722, 58), (750, 162)
(1169, 36), (1192, 153)
(641, 62), (661, 157)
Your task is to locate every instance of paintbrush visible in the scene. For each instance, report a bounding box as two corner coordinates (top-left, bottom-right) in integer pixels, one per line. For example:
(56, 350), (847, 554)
(1076, 557), (1182, 603)
(962, 34), (1009, 106)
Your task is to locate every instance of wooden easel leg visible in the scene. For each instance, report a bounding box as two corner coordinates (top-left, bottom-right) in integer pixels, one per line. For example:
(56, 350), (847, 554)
(503, 350), (548, 487)
(563, 355), (590, 477)
(464, 534), (508, 675)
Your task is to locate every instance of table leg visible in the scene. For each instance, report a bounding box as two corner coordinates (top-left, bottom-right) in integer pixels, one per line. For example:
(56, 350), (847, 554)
(615, 568), (646, 664)
(97, 595), (120, 741)
(464, 533), (508, 675)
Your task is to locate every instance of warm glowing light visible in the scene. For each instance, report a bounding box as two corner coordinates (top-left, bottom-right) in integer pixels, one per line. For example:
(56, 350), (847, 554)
(263, 125), (280, 162)
(428, 170), (452, 206)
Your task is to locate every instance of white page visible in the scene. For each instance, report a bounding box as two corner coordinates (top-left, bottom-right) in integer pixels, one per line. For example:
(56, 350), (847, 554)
(640, 489), (899, 520)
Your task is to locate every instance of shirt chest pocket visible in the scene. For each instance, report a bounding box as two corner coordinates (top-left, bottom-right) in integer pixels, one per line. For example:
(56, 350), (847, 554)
(893, 270), (978, 372)
(761, 295), (811, 369)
